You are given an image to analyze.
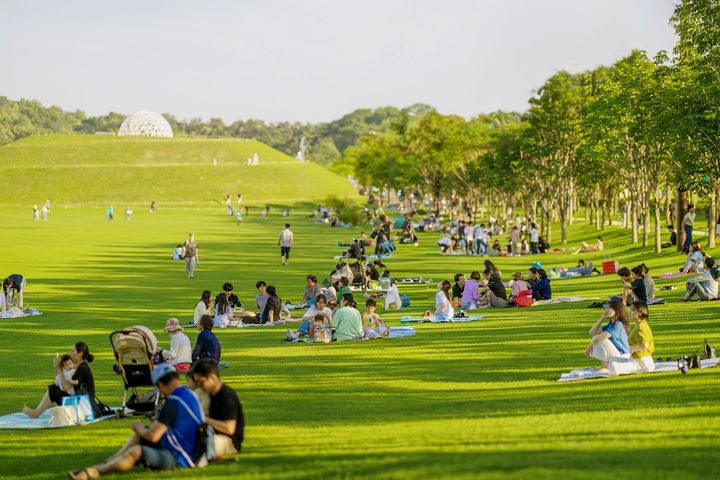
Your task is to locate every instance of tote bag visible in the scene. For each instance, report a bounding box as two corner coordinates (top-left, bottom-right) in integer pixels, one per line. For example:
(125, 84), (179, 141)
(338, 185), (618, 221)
(62, 394), (95, 424)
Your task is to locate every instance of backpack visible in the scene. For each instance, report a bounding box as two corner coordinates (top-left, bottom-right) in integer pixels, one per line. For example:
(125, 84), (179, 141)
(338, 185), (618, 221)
(170, 394), (216, 467)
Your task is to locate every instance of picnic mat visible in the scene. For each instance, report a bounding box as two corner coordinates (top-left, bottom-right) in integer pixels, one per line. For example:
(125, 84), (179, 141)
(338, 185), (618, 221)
(0, 410), (116, 429)
(295, 326), (416, 343)
(533, 297), (595, 306)
(658, 272), (687, 279)
(400, 315), (484, 323)
(1, 307), (43, 318)
(227, 318), (302, 328)
(558, 357), (719, 383)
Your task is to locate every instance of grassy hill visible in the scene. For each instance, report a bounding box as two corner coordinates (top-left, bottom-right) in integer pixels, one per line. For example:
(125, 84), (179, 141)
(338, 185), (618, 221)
(0, 135), (359, 205)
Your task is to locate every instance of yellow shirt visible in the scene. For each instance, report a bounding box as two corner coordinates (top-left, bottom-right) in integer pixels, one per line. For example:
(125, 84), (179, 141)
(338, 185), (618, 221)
(629, 321), (655, 359)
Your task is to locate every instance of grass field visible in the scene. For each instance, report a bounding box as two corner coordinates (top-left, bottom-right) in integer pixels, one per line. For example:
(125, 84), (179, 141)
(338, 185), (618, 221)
(0, 135), (358, 206)
(1, 204), (719, 480)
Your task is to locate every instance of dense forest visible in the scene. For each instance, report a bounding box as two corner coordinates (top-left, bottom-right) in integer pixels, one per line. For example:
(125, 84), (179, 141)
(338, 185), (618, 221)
(0, 97), (437, 166)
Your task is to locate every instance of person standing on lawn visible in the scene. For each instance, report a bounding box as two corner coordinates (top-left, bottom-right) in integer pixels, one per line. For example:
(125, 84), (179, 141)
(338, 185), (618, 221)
(184, 233), (199, 279)
(278, 223), (294, 266)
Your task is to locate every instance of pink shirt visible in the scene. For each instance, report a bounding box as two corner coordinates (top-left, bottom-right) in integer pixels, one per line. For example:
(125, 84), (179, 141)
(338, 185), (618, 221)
(511, 280), (530, 297)
(510, 230), (520, 241)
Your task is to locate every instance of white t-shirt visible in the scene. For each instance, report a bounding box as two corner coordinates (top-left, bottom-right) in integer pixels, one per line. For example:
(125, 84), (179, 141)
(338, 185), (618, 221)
(55, 368), (76, 395)
(214, 303), (232, 327)
(162, 332), (192, 365)
(435, 291), (454, 318)
(193, 301), (208, 325)
(683, 211), (695, 227)
(530, 228), (539, 242)
(301, 305), (333, 321)
(279, 228), (294, 247)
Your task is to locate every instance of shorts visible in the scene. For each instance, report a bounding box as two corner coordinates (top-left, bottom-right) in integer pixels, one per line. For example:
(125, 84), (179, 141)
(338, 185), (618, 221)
(138, 444), (177, 470)
(281, 246), (291, 258)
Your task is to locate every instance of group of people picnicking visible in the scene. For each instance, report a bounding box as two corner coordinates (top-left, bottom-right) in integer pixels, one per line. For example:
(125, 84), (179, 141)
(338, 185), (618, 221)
(437, 219), (549, 256)
(434, 261), (551, 318)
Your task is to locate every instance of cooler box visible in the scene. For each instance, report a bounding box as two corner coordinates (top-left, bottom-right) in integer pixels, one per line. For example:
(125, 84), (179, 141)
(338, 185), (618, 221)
(602, 260), (619, 274)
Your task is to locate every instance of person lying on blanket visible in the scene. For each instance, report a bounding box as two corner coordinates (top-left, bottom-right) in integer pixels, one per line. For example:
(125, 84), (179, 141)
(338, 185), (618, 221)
(572, 237), (604, 255)
(584, 299), (630, 374)
(435, 281), (455, 321)
(557, 259), (601, 277)
(681, 256), (719, 302)
(362, 298), (389, 338)
(609, 301), (655, 375)
(68, 364), (204, 479)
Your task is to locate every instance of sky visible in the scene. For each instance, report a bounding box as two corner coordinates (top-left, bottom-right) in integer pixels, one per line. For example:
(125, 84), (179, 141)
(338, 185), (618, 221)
(0, 0), (678, 124)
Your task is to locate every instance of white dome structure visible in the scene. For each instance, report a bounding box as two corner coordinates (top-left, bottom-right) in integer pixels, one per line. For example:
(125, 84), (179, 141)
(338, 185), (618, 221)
(118, 111), (174, 138)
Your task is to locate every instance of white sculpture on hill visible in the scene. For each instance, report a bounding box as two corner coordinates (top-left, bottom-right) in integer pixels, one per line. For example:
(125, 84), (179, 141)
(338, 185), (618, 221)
(118, 111), (174, 138)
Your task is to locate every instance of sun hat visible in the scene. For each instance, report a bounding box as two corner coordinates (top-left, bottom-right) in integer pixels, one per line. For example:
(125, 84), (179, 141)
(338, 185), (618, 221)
(151, 363), (177, 386)
(164, 317), (183, 332)
(513, 271), (524, 280)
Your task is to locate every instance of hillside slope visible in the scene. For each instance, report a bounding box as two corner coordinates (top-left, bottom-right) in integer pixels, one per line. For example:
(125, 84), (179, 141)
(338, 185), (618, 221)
(0, 135), (358, 205)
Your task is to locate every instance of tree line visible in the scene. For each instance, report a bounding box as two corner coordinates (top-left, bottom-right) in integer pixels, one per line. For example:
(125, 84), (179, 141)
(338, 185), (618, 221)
(0, 95), (434, 166)
(346, 0), (720, 253)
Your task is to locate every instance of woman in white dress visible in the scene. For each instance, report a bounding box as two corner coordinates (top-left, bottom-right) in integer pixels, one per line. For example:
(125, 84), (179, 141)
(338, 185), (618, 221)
(435, 280), (455, 321)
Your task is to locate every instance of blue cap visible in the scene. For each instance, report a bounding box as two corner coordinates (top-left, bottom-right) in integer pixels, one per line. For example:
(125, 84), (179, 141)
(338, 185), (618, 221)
(151, 363), (177, 386)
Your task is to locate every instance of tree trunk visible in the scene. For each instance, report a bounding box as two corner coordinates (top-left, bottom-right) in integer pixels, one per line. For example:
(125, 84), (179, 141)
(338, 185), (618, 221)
(654, 197), (662, 254)
(545, 207), (552, 244)
(677, 189), (689, 252)
(642, 193), (650, 248)
(665, 191), (671, 226)
(631, 200), (638, 244)
(708, 179), (717, 248)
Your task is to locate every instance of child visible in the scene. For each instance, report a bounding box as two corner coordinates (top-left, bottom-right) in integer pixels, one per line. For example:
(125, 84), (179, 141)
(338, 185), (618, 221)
(337, 277), (351, 299)
(55, 354), (78, 395)
(284, 313), (326, 343)
(609, 301), (655, 375)
(172, 244), (184, 260)
(362, 299), (388, 338)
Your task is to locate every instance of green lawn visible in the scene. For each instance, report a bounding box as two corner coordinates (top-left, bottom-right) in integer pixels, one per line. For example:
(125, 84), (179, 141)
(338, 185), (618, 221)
(0, 135), (358, 205)
(1, 205), (719, 480)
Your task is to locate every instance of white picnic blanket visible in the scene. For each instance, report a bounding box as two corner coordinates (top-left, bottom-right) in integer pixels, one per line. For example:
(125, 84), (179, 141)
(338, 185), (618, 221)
(533, 297), (595, 306)
(0, 410), (116, 429)
(388, 326), (416, 338)
(558, 357), (719, 382)
(226, 318), (303, 328)
(0, 307), (43, 318)
(400, 315), (484, 323)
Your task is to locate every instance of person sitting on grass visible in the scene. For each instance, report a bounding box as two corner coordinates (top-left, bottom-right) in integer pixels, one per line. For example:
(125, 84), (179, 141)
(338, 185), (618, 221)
(435, 280), (455, 321)
(213, 294), (236, 328)
(189, 359), (244, 457)
(584, 298), (630, 374)
(260, 285), (283, 323)
(460, 271), (481, 309)
(336, 276), (352, 299)
(362, 298), (389, 338)
(477, 269), (508, 308)
(609, 301), (655, 375)
(530, 268), (552, 301)
(194, 290), (212, 326)
(509, 272), (530, 301)
(332, 293), (363, 341)
(617, 267), (646, 306)
(255, 281), (269, 314)
(303, 274), (321, 306)
(572, 236), (604, 255)
(24, 342), (97, 418)
(67, 364), (204, 479)
(192, 314), (221, 363)
(681, 256), (719, 302)
(158, 318), (192, 373)
(284, 313), (328, 343)
(661, 225), (677, 249)
(215, 282), (243, 310)
(451, 273), (465, 307)
(639, 263), (656, 302)
(682, 242), (706, 274)
(285, 295), (333, 341)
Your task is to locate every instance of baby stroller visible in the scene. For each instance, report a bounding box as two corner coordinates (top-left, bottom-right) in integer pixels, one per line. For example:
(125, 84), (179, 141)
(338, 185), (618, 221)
(109, 325), (161, 418)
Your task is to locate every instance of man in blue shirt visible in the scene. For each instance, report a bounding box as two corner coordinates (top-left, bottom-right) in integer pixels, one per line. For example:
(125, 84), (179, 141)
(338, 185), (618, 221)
(68, 364), (204, 479)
